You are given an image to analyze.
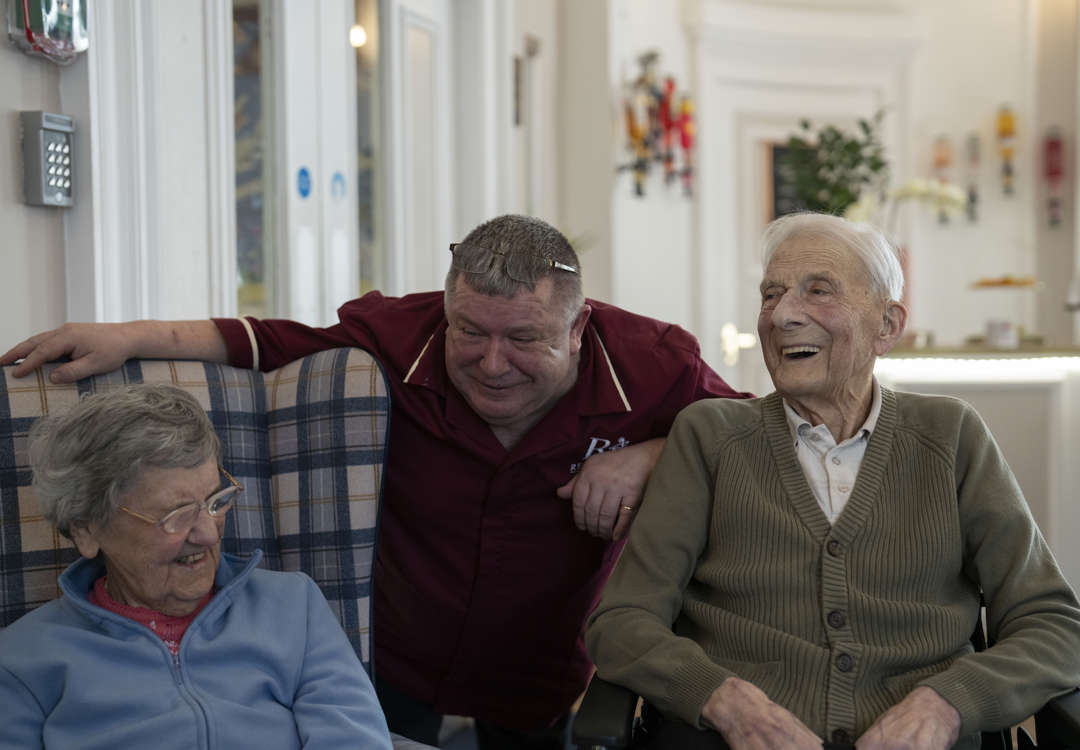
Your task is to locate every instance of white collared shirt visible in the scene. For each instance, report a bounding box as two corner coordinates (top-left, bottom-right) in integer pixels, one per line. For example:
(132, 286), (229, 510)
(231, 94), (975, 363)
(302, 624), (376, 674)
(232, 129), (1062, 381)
(783, 380), (882, 525)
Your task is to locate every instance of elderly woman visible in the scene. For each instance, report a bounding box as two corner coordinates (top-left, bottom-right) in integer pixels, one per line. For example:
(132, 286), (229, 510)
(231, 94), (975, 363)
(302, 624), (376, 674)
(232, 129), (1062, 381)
(585, 212), (1080, 750)
(0, 384), (393, 750)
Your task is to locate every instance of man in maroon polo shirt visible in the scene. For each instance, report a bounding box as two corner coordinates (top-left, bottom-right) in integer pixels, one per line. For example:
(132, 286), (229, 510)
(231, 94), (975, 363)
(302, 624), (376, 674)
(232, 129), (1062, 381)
(3, 214), (749, 748)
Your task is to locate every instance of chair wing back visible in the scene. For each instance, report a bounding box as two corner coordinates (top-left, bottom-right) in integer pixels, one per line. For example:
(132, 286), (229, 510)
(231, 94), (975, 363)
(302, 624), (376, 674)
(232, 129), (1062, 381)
(0, 348), (389, 670)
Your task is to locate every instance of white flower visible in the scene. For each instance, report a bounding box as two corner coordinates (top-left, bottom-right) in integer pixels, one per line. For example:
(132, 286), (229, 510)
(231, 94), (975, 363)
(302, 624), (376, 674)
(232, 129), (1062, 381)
(889, 178), (930, 201)
(843, 194), (880, 224)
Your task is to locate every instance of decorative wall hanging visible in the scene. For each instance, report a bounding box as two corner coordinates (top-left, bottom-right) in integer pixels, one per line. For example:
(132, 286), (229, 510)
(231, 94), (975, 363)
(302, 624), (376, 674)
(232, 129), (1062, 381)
(617, 51), (695, 197)
(932, 135), (953, 224)
(964, 133), (980, 222)
(996, 105), (1017, 195)
(1044, 128), (1064, 228)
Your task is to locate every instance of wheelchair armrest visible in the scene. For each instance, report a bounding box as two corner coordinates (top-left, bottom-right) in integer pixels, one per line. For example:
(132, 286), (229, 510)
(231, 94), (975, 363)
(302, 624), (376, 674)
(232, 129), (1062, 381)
(571, 674), (640, 749)
(1035, 688), (1080, 748)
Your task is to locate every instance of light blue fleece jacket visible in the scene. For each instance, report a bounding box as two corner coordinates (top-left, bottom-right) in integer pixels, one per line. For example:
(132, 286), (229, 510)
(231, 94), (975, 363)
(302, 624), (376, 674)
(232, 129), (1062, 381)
(0, 551), (392, 750)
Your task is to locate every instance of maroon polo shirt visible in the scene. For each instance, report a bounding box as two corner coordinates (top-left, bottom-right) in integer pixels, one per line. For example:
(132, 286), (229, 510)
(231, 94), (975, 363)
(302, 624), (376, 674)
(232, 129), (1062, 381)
(213, 290), (748, 728)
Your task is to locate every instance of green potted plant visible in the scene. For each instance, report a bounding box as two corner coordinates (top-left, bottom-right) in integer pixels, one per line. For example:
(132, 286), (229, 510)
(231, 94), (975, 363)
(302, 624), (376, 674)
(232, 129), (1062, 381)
(778, 112), (889, 216)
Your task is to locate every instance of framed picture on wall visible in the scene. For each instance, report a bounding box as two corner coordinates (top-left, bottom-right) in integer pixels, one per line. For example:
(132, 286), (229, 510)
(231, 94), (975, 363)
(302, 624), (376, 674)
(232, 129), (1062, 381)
(763, 142), (804, 220)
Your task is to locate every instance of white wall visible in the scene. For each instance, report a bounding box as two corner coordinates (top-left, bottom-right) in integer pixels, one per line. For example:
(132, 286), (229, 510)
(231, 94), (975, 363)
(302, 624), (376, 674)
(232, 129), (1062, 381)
(560, 0), (1079, 355)
(904, 0), (1039, 347)
(558, 0), (614, 303)
(514, 0), (560, 224)
(1035, 0), (1077, 346)
(6, 0), (1079, 356)
(608, 0), (696, 334)
(557, 0), (697, 331)
(0, 46), (66, 345)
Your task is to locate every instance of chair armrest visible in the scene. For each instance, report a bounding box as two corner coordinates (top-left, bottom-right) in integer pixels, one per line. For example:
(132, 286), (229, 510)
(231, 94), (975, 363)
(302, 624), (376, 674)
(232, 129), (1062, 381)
(571, 674), (640, 749)
(1035, 688), (1080, 749)
(390, 732), (438, 749)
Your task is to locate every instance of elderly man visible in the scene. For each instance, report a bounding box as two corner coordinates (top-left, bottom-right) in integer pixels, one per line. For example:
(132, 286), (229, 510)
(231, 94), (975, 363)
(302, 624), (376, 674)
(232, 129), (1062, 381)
(585, 212), (1080, 750)
(2, 214), (748, 748)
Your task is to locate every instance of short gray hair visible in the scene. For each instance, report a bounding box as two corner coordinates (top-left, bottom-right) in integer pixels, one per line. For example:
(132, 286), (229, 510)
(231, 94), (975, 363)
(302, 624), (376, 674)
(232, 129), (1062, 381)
(29, 384), (221, 539)
(445, 214), (585, 325)
(760, 212), (904, 301)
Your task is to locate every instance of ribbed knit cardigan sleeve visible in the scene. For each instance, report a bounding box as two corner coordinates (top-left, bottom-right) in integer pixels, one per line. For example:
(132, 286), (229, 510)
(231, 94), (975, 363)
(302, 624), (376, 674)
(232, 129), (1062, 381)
(585, 397), (743, 727)
(914, 400), (1080, 736)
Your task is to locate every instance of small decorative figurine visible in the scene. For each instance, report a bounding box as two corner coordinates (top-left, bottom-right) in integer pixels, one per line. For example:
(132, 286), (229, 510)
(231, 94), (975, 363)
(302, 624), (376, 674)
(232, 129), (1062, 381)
(932, 135), (953, 224)
(997, 105), (1017, 195)
(965, 133), (980, 222)
(1044, 128), (1064, 227)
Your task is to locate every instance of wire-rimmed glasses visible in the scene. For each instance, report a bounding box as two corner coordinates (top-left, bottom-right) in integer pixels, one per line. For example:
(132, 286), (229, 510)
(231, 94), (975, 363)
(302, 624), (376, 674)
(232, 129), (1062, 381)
(449, 242), (578, 283)
(118, 467), (242, 534)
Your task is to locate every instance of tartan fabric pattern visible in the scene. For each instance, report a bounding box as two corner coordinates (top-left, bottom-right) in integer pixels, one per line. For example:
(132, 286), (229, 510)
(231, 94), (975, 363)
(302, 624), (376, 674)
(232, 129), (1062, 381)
(0, 348), (388, 670)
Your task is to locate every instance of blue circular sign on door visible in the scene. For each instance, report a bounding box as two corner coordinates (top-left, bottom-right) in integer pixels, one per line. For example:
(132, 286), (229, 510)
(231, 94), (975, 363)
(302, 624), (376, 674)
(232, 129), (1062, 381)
(330, 171), (346, 200)
(297, 167), (312, 198)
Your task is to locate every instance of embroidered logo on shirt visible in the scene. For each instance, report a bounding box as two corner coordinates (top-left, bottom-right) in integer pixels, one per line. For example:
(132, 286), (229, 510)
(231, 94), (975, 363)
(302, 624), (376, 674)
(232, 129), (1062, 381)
(569, 436), (631, 474)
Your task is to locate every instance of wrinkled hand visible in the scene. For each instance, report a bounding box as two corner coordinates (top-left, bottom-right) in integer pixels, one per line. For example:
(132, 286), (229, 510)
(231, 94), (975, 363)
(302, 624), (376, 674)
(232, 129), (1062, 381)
(1, 322), (138, 382)
(556, 438), (663, 540)
(856, 686), (960, 750)
(701, 676), (823, 750)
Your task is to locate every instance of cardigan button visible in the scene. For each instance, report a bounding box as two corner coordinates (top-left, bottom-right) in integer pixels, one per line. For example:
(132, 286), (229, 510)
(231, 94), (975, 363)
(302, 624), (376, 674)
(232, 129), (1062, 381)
(826, 539), (841, 556)
(827, 610), (846, 629)
(835, 652), (853, 672)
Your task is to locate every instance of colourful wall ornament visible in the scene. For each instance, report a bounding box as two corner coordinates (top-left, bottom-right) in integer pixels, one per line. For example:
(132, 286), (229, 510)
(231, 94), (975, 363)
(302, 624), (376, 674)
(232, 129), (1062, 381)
(617, 51), (694, 198)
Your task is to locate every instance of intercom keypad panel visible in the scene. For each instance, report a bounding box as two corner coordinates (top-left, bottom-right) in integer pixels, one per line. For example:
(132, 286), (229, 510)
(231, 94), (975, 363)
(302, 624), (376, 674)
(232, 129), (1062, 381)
(21, 111), (75, 207)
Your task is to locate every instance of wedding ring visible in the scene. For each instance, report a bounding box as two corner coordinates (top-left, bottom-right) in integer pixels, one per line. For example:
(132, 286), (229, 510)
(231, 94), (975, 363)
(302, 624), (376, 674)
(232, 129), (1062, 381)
(621, 505), (636, 513)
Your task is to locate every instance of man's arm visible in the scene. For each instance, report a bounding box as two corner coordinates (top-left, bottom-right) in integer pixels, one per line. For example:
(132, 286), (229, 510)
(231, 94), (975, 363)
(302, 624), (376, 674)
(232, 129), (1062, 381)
(556, 437), (664, 540)
(1, 320), (226, 382)
(917, 404), (1080, 735)
(586, 404), (740, 727)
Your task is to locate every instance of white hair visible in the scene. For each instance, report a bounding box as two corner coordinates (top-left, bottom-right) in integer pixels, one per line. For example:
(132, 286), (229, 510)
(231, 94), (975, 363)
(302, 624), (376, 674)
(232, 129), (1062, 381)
(760, 212), (904, 301)
(29, 384), (221, 539)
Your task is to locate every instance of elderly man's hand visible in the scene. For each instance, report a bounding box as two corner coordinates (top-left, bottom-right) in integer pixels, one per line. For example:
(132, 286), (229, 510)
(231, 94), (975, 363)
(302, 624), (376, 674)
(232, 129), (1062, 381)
(701, 676), (823, 750)
(556, 438), (664, 540)
(855, 686), (960, 750)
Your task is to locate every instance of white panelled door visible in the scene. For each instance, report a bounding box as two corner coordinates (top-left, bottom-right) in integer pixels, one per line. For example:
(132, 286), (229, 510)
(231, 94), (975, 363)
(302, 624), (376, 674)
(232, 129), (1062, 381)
(270, 0), (360, 326)
(381, 0), (453, 295)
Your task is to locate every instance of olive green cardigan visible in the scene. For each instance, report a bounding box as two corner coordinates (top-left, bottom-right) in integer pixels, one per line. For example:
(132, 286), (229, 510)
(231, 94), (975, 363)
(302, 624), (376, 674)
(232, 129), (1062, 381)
(586, 388), (1080, 748)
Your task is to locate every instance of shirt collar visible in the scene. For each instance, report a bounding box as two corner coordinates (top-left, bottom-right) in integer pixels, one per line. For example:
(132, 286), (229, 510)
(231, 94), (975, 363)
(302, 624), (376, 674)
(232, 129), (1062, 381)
(783, 378), (882, 446)
(401, 321), (449, 395)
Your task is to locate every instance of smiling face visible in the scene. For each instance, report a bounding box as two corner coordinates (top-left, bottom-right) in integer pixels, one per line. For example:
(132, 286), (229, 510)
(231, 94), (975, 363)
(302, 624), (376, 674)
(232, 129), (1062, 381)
(758, 235), (905, 420)
(70, 459), (225, 616)
(445, 276), (591, 447)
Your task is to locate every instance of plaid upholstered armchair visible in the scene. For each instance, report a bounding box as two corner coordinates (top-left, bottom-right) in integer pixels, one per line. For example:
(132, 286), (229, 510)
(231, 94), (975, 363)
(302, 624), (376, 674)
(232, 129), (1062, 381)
(0, 347), (431, 750)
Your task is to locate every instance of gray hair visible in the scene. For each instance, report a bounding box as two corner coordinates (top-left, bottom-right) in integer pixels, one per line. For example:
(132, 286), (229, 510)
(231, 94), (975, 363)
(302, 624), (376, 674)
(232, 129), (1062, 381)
(29, 384), (221, 539)
(445, 214), (585, 325)
(760, 212), (904, 302)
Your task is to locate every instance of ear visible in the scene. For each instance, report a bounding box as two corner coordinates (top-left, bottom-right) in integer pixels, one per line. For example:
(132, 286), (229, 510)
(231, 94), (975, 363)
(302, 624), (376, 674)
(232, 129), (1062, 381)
(874, 299), (908, 356)
(69, 522), (102, 560)
(568, 304), (592, 356)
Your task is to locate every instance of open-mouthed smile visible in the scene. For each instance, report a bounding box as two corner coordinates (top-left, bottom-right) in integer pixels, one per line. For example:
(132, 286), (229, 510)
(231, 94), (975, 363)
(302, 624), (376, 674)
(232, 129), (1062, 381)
(782, 345), (822, 360)
(175, 551), (207, 567)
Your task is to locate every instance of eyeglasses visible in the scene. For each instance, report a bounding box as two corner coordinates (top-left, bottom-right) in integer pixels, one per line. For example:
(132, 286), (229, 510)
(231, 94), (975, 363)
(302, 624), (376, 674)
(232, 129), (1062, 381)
(119, 468), (242, 535)
(449, 242), (578, 283)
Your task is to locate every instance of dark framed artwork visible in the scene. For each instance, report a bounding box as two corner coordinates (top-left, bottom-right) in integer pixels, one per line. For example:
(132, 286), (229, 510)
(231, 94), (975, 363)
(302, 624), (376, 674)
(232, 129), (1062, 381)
(764, 142), (804, 220)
